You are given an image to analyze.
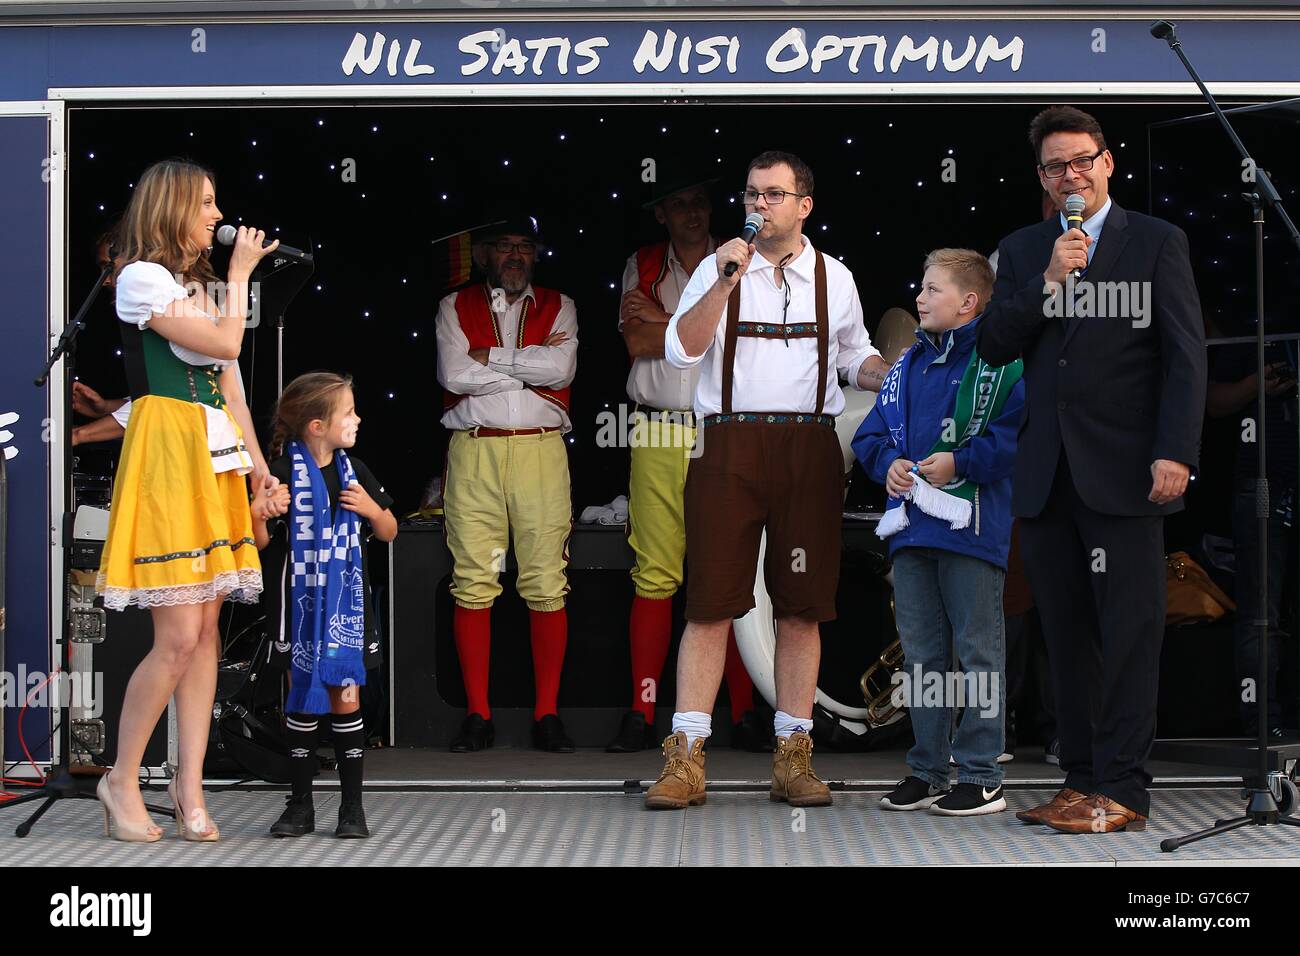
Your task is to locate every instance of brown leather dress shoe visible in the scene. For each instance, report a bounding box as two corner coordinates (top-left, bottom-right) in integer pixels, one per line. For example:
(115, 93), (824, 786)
(1043, 793), (1147, 833)
(1016, 787), (1089, 824)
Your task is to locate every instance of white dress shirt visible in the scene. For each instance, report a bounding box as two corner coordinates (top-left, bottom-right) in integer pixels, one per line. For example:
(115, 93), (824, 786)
(664, 236), (880, 417)
(619, 239), (715, 410)
(436, 284), (579, 433)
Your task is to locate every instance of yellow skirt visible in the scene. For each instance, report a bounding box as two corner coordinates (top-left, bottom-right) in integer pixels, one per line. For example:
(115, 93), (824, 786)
(96, 394), (262, 610)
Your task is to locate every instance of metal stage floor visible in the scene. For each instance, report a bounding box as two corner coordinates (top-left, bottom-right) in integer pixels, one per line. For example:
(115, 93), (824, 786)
(324, 745), (1243, 789)
(4, 786), (1298, 867)
(4, 746), (1298, 866)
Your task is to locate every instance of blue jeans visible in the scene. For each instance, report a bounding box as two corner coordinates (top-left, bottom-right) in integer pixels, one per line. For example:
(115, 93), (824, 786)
(891, 547), (1007, 789)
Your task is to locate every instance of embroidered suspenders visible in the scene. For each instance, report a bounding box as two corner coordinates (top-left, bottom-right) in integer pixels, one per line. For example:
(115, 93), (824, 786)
(719, 249), (830, 419)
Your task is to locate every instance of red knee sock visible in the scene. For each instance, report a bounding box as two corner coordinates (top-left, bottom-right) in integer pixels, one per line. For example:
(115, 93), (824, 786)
(453, 605), (492, 721)
(529, 608), (568, 721)
(628, 595), (674, 721)
(724, 624), (755, 717)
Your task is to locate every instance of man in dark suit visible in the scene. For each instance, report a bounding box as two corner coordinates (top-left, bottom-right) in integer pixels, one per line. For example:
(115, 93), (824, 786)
(977, 106), (1206, 833)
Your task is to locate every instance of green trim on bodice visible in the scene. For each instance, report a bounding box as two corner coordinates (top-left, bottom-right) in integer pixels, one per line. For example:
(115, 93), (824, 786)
(138, 327), (225, 409)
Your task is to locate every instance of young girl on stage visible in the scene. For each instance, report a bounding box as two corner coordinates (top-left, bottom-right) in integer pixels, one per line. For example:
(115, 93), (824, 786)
(252, 372), (398, 839)
(97, 159), (279, 842)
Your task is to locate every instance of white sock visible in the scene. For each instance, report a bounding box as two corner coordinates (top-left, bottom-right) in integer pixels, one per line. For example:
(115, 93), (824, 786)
(774, 710), (812, 740)
(671, 711), (712, 750)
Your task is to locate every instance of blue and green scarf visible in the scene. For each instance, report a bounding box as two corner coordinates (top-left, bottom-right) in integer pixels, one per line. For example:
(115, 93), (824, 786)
(876, 345), (1023, 538)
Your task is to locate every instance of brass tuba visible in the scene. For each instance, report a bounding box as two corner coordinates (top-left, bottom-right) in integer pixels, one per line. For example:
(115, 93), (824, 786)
(859, 590), (906, 727)
(849, 308), (917, 730)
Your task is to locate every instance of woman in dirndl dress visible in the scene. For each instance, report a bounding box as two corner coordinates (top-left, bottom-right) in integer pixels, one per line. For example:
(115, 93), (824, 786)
(95, 159), (282, 842)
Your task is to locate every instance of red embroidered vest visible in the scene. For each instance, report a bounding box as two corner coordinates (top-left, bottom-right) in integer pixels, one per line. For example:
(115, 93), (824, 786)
(635, 241), (673, 309)
(443, 283), (571, 414)
(635, 238), (720, 309)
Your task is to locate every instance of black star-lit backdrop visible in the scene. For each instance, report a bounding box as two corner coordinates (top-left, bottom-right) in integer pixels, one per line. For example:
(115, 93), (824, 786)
(1149, 104), (1300, 339)
(1148, 103), (1300, 534)
(69, 101), (1261, 532)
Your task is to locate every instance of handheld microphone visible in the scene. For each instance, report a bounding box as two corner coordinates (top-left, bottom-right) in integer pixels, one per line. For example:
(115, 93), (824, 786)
(724, 213), (766, 277)
(215, 224), (313, 264)
(1064, 194), (1086, 280)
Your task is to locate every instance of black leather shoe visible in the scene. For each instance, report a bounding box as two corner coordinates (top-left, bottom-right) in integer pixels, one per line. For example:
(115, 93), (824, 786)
(533, 714), (576, 752)
(731, 710), (774, 752)
(449, 713), (495, 753)
(605, 711), (658, 753)
(336, 800), (370, 839)
(269, 795), (315, 838)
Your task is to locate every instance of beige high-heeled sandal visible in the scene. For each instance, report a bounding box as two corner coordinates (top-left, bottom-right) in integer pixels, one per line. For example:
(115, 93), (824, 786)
(168, 777), (220, 842)
(96, 771), (163, 843)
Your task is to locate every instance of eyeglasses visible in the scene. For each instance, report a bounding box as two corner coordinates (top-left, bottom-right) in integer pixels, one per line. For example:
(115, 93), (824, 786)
(1039, 149), (1105, 180)
(490, 240), (537, 255)
(739, 188), (807, 206)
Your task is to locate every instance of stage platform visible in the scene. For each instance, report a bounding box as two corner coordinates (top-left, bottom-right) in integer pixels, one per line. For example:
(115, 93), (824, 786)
(334, 745), (1241, 790)
(5, 746), (1297, 866)
(4, 785), (1298, 867)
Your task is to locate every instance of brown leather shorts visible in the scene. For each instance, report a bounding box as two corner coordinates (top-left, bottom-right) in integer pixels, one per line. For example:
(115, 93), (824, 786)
(684, 418), (844, 623)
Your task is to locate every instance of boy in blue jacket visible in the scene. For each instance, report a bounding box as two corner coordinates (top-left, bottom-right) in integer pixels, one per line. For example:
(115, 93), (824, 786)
(853, 249), (1025, 816)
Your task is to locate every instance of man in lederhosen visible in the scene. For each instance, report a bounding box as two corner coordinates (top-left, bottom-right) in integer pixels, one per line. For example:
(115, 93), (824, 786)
(644, 151), (890, 809)
(608, 175), (766, 754)
(436, 214), (580, 753)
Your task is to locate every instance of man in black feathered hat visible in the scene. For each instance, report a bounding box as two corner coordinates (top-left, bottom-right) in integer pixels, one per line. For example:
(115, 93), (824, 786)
(435, 212), (580, 753)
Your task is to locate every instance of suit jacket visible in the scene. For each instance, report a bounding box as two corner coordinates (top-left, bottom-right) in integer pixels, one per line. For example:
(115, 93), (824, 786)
(976, 202), (1207, 518)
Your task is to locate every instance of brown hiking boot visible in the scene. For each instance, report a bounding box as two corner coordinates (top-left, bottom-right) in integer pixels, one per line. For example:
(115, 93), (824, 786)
(644, 732), (707, 810)
(770, 731), (832, 807)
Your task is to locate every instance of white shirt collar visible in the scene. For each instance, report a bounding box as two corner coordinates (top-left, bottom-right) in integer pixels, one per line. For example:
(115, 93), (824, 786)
(748, 235), (815, 281)
(488, 283), (535, 315)
(668, 236), (717, 268)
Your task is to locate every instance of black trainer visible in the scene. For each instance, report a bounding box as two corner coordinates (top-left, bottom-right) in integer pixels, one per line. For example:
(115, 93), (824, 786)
(930, 783), (1007, 816)
(269, 795), (315, 838)
(449, 714), (495, 753)
(880, 776), (949, 811)
(605, 711), (657, 753)
(336, 800), (370, 839)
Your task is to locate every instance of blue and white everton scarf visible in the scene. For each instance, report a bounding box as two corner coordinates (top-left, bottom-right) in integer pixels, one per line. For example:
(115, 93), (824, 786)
(285, 440), (367, 715)
(873, 343), (1022, 539)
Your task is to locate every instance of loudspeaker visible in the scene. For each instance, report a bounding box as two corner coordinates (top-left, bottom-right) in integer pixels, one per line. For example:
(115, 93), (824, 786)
(70, 595), (168, 771)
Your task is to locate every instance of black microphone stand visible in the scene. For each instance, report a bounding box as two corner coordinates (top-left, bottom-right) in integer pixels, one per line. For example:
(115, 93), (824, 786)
(251, 250), (314, 395)
(3, 258), (171, 836)
(1149, 19), (1300, 852)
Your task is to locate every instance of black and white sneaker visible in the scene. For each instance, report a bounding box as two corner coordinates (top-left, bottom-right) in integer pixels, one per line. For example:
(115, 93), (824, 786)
(929, 783), (1007, 816)
(880, 776), (949, 811)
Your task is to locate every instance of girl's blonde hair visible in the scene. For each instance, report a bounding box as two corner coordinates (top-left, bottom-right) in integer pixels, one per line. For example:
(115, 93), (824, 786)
(269, 372), (354, 457)
(113, 159), (218, 287)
